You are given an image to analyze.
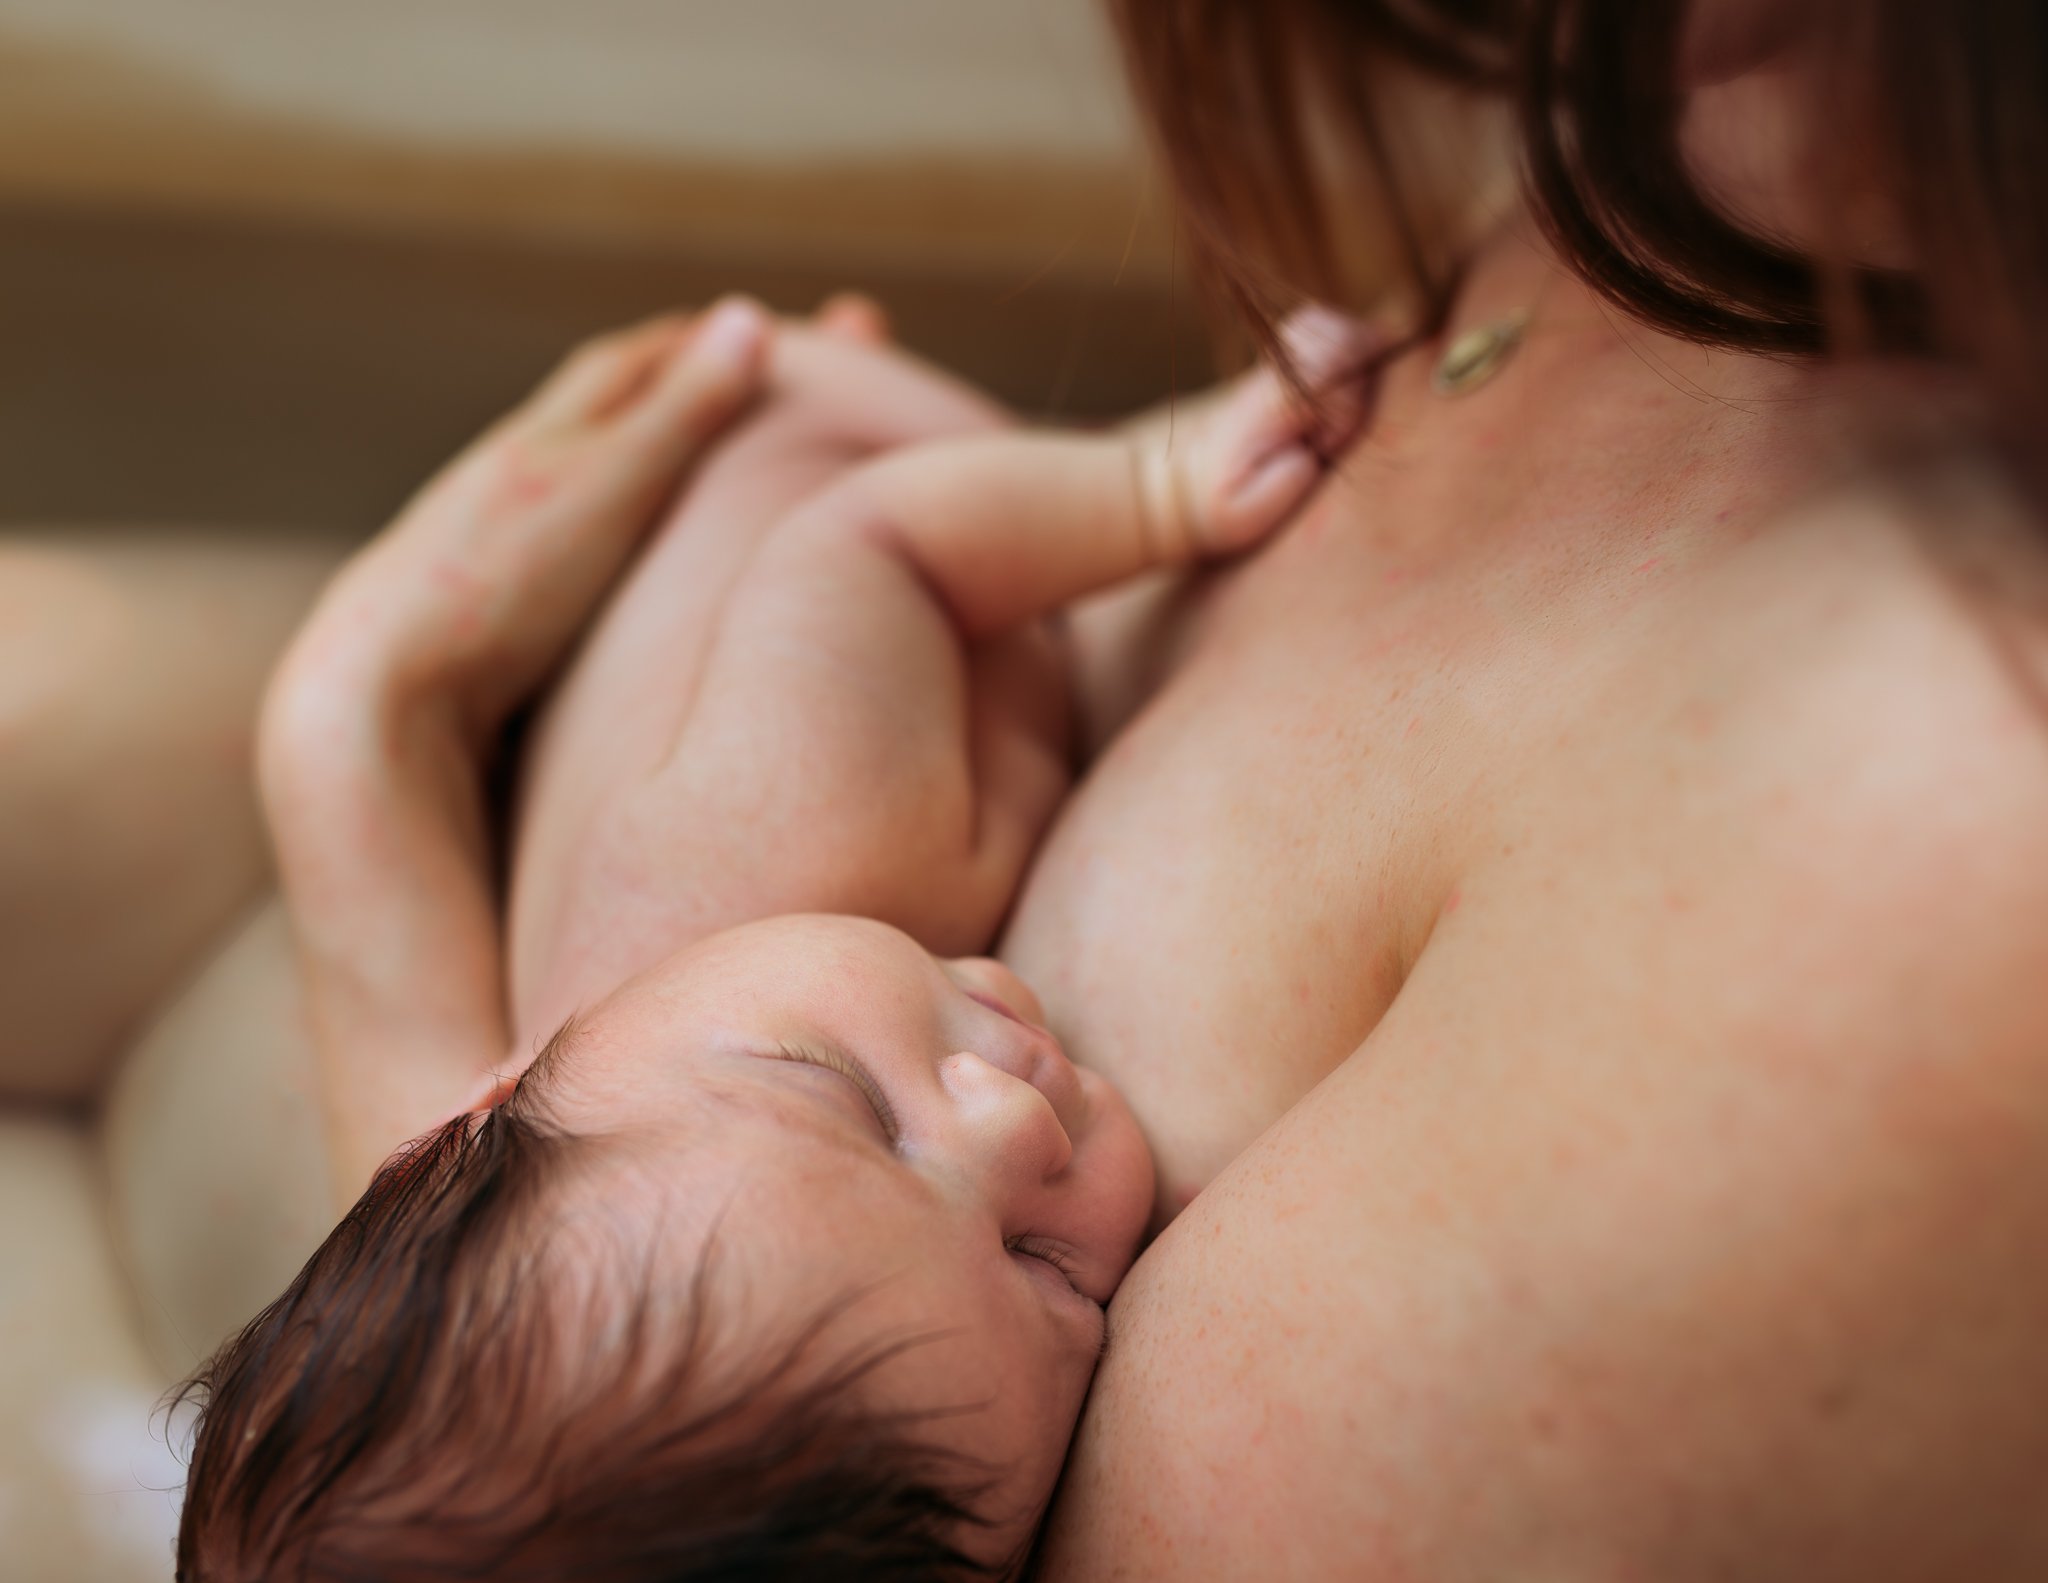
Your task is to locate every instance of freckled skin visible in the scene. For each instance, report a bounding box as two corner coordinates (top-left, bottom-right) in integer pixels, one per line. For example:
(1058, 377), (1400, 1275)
(82, 176), (2048, 1582)
(492, 458), (558, 512)
(468, 318), (1351, 1560)
(1021, 220), (2048, 1580)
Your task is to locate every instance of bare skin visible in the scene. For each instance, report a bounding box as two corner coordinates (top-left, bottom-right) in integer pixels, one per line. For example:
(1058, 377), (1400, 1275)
(273, 203), (2048, 1581)
(245, 286), (1365, 1567)
(0, 531), (340, 1101)
(1024, 221), (2048, 1577)
(506, 308), (1374, 1052)
(12, 156), (2048, 1583)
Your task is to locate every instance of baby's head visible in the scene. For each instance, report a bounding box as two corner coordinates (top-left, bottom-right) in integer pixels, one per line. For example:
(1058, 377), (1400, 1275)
(174, 916), (1155, 1580)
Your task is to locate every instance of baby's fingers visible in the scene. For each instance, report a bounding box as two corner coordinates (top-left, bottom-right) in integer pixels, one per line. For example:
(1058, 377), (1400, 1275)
(1189, 306), (1390, 554)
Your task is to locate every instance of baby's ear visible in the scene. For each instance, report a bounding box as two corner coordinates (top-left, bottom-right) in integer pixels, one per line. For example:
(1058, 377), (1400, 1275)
(1183, 306), (1390, 555)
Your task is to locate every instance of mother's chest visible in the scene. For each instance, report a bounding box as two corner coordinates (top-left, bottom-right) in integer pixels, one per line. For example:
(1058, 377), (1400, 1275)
(1002, 544), (1501, 1204)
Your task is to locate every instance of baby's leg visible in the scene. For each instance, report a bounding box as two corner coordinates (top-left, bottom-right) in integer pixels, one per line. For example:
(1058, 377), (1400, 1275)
(510, 318), (1008, 1016)
(0, 528), (343, 1101)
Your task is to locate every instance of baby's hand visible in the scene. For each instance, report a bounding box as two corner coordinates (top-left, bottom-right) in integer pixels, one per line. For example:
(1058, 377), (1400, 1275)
(1122, 304), (1389, 561)
(811, 304), (1390, 641)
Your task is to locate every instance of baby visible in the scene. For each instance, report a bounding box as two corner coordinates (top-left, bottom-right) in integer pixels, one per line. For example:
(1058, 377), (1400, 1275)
(173, 297), (1372, 1580)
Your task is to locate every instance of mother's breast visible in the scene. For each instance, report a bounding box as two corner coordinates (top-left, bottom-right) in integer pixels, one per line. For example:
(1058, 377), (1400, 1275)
(999, 495), (1488, 1215)
(1031, 967), (1562, 1583)
(1036, 460), (2048, 1582)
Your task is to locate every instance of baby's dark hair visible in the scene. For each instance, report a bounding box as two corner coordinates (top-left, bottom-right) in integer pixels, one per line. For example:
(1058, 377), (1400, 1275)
(169, 1032), (1010, 1582)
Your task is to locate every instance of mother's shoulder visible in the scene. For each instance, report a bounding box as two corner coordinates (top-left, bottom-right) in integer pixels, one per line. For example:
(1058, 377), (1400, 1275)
(1523, 458), (2048, 1017)
(1532, 455), (2048, 857)
(1663, 461), (2048, 862)
(1036, 469), (2048, 1583)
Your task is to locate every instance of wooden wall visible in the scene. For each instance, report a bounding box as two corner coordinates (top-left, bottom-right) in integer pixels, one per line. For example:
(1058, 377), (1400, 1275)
(0, 5), (1209, 533)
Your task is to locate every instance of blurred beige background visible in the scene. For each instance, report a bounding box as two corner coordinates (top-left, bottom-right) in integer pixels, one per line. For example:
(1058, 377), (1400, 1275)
(0, 0), (1202, 534)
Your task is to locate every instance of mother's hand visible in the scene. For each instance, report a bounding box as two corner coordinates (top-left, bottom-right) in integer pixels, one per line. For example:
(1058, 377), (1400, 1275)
(259, 299), (770, 1202)
(272, 298), (771, 742)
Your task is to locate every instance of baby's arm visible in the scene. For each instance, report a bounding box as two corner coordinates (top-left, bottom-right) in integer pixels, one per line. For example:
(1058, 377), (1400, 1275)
(839, 306), (1384, 635)
(653, 335), (1378, 956)
(829, 426), (1288, 636)
(505, 312), (1015, 1027)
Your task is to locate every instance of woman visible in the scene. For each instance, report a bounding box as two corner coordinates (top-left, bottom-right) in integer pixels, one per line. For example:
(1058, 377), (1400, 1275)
(8, 0), (2047, 1576)
(1025, 2), (2048, 1575)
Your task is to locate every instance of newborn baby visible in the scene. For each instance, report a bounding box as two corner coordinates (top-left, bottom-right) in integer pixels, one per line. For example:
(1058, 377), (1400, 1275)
(174, 298), (1371, 1580)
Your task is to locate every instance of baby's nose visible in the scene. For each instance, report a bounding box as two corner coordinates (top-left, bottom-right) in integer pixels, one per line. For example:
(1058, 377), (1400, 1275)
(946, 956), (1049, 1028)
(937, 1049), (1075, 1198)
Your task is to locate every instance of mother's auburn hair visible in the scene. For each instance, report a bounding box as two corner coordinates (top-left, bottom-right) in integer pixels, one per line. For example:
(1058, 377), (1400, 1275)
(1110, 0), (2046, 477)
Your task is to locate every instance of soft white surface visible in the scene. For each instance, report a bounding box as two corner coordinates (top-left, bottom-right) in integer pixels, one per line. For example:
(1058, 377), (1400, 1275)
(0, 1116), (180, 1583)
(0, 0), (1137, 163)
(36, 1381), (186, 1575)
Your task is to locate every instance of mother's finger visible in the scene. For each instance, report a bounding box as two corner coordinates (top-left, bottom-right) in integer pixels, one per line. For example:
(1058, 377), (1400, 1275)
(812, 291), (893, 345)
(517, 313), (694, 427)
(620, 296), (773, 452)
(399, 299), (770, 713)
